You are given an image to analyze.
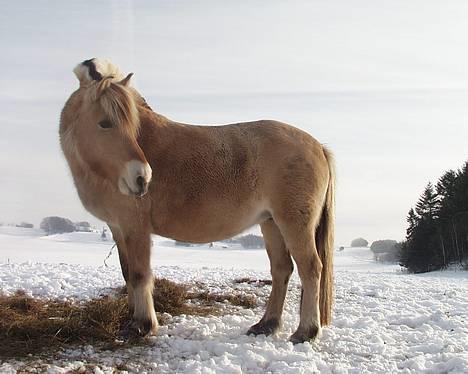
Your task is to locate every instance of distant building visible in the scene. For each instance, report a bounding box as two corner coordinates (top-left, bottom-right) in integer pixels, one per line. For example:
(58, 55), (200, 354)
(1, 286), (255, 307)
(75, 221), (92, 232)
(16, 222), (34, 229)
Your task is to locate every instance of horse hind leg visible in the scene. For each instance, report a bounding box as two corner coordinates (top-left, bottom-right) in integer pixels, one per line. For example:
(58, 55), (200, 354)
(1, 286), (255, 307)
(277, 218), (323, 344)
(291, 233), (322, 343)
(247, 218), (293, 336)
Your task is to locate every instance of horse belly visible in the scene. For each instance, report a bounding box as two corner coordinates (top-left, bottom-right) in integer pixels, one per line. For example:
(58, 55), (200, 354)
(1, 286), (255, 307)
(152, 199), (269, 243)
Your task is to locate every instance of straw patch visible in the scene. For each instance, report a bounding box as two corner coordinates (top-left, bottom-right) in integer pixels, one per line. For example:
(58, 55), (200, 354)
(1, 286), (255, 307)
(0, 278), (257, 359)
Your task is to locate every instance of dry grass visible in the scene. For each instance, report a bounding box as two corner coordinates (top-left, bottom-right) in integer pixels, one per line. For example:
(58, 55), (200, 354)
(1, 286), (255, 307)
(234, 277), (272, 286)
(0, 277), (256, 359)
(0, 290), (128, 358)
(118, 277), (195, 316)
(188, 290), (257, 308)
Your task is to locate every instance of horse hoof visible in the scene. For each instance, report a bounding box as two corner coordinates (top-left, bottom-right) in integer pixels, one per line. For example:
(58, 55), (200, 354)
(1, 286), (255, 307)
(289, 324), (320, 344)
(247, 318), (280, 336)
(120, 319), (157, 339)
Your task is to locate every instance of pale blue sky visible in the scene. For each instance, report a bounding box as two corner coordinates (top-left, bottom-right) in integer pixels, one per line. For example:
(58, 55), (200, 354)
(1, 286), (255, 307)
(1, 1), (468, 245)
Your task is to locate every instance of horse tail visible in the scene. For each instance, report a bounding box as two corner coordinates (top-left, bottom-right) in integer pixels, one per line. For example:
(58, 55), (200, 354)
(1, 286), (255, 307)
(316, 146), (335, 326)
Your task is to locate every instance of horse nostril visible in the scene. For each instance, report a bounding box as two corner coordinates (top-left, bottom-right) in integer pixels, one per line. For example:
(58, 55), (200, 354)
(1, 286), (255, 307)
(136, 176), (145, 190)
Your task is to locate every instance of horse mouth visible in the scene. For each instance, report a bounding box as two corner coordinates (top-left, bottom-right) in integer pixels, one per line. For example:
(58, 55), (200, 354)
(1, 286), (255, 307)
(135, 186), (148, 198)
(118, 177), (148, 197)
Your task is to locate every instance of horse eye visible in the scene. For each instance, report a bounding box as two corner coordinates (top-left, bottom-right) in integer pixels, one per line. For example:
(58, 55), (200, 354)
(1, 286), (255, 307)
(98, 120), (114, 129)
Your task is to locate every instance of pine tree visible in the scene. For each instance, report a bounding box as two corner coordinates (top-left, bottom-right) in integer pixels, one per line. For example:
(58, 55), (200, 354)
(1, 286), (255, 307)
(436, 169), (457, 200)
(452, 162), (468, 212)
(436, 169), (457, 217)
(450, 163), (468, 263)
(401, 162), (468, 273)
(406, 208), (419, 239)
(415, 182), (438, 220)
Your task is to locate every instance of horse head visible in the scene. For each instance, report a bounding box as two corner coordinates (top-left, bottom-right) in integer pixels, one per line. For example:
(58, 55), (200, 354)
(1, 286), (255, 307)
(60, 58), (151, 197)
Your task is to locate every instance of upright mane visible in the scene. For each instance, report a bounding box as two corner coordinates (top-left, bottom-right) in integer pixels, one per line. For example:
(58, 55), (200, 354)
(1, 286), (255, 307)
(74, 58), (124, 83)
(74, 58), (140, 140)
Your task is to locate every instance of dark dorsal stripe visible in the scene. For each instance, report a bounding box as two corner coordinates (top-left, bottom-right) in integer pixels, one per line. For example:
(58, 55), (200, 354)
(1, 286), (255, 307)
(82, 58), (102, 81)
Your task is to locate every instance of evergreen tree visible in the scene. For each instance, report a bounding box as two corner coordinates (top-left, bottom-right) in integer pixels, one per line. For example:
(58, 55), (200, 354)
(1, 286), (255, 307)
(450, 162), (468, 262)
(436, 169), (457, 201)
(452, 162), (468, 212)
(415, 182), (438, 220)
(406, 208), (419, 239)
(400, 208), (440, 272)
(436, 169), (457, 218)
(400, 162), (468, 273)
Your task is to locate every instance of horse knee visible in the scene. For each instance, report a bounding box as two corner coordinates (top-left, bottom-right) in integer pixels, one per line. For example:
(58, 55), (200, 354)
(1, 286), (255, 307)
(118, 259), (129, 283)
(294, 253), (322, 282)
(130, 271), (152, 287)
(309, 258), (322, 279)
(122, 268), (129, 283)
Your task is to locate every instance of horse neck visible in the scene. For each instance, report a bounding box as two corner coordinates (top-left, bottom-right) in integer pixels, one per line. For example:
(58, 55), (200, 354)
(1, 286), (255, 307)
(137, 107), (175, 155)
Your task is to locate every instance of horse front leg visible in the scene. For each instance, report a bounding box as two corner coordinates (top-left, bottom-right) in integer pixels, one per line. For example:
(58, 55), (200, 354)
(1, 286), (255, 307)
(124, 229), (158, 337)
(109, 225), (134, 316)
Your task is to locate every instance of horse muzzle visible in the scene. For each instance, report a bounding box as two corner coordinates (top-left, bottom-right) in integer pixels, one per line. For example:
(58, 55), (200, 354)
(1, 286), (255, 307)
(118, 160), (152, 197)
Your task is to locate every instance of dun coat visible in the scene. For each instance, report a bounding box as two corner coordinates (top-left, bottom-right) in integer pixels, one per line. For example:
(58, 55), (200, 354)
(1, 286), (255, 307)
(60, 58), (335, 343)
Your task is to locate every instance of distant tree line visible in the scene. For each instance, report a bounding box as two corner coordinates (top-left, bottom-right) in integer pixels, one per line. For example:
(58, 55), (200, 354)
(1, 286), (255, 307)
(40, 216), (92, 235)
(400, 161), (468, 273)
(176, 234), (265, 249)
(351, 237), (368, 247)
(370, 240), (401, 263)
(0, 222), (34, 228)
(235, 234), (264, 249)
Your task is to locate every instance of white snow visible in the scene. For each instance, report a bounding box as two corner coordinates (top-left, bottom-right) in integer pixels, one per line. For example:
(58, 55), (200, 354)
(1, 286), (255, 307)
(0, 227), (467, 373)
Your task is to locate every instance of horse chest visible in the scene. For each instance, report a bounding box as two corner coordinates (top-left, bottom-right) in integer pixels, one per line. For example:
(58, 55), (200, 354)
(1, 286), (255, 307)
(75, 183), (114, 223)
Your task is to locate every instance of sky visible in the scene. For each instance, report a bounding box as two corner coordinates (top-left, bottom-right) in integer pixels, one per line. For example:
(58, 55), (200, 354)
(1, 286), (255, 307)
(1, 0), (468, 246)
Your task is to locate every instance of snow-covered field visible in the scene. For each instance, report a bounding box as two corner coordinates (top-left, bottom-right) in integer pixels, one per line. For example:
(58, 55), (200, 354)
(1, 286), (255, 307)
(0, 227), (467, 373)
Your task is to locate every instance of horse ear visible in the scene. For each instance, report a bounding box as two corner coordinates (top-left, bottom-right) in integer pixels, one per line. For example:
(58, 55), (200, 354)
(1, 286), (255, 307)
(119, 73), (134, 87)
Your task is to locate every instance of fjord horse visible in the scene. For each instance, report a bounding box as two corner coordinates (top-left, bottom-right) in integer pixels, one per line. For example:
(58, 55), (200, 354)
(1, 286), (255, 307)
(60, 58), (335, 343)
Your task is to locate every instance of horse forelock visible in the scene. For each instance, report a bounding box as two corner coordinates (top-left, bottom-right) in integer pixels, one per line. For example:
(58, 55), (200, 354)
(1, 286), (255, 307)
(70, 58), (140, 143)
(92, 80), (140, 139)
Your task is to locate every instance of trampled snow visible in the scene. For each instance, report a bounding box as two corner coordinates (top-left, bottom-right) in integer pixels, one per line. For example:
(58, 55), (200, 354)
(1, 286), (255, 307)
(0, 227), (467, 373)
